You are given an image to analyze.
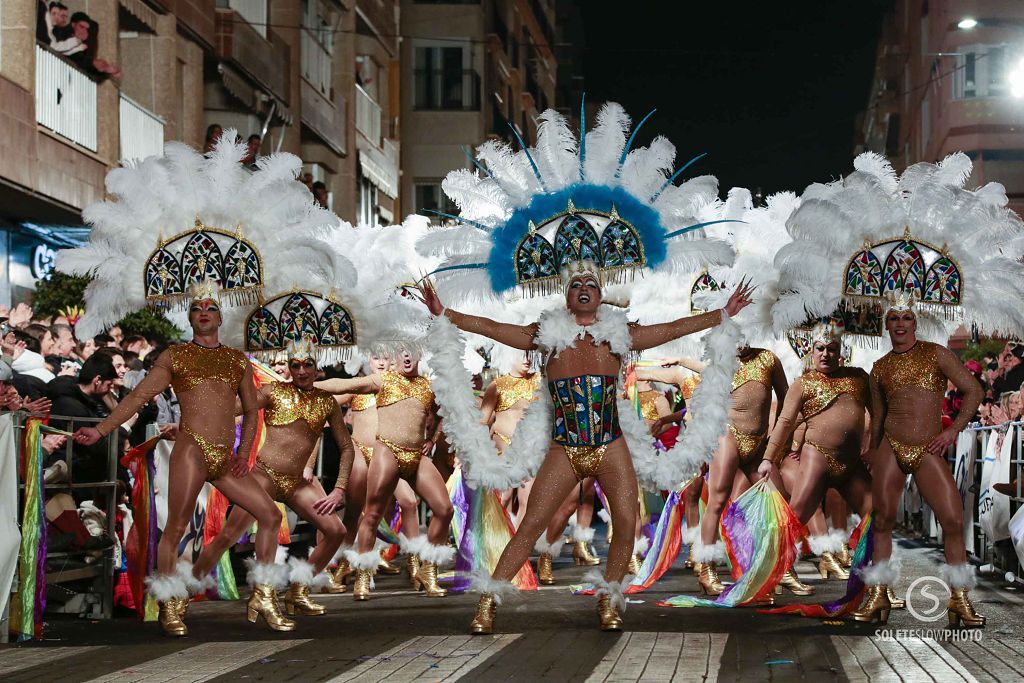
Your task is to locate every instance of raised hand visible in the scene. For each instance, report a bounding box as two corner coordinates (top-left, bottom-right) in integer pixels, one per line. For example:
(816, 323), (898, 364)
(405, 279), (444, 316)
(724, 278), (756, 317)
(22, 397), (52, 415)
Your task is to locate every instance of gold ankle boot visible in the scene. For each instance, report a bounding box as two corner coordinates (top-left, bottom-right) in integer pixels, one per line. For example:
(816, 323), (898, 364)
(776, 568), (815, 596)
(596, 595), (624, 631)
(537, 553), (556, 585)
(851, 585), (891, 623)
(947, 588), (985, 628)
(698, 563), (725, 596)
(836, 545), (852, 568)
(887, 587), (905, 609)
(628, 553), (643, 576)
(684, 544), (696, 570)
(573, 541), (600, 566)
(284, 583), (326, 616)
(332, 559), (353, 586)
(247, 585), (296, 631)
(353, 568), (374, 600)
(470, 593), (497, 635)
(158, 598), (188, 637)
(818, 552), (849, 580)
(419, 561), (447, 597)
(407, 555), (422, 590)
(320, 570), (346, 594)
(379, 552), (401, 575)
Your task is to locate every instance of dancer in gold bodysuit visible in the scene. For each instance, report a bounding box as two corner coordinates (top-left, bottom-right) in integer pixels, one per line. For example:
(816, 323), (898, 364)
(852, 295), (984, 627)
(696, 346), (787, 596)
(191, 338), (355, 616)
(74, 283), (290, 636)
(416, 263), (753, 633)
(316, 348), (452, 600)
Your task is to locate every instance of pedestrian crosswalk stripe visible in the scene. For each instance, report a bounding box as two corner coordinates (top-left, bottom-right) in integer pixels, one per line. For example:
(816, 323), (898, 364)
(585, 632), (728, 682)
(0, 646), (104, 677)
(324, 634), (521, 682)
(82, 639), (309, 683)
(832, 636), (979, 683)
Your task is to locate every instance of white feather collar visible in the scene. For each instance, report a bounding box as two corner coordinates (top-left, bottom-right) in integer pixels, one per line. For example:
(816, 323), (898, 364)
(535, 305), (632, 357)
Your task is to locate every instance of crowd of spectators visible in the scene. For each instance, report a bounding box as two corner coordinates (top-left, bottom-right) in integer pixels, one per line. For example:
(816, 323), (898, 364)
(36, 1), (122, 81)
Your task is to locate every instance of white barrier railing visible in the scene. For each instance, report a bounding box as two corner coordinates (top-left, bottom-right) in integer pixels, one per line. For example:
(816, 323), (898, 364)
(355, 84), (381, 146)
(35, 45), (97, 151)
(119, 94), (164, 163)
(301, 28), (332, 96)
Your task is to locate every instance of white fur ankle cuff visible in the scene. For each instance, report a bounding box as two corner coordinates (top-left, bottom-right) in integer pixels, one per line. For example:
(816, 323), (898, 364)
(941, 563), (977, 589)
(857, 559), (900, 586)
(633, 537), (650, 556)
(176, 560), (214, 595)
(347, 549), (383, 571)
(418, 542), (456, 567)
(398, 533), (429, 556)
(808, 534), (842, 556)
(572, 526), (595, 543)
(470, 571), (518, 605)
(245, 558), (288, 589)
(534, 537), (565, 557)
(146, 572), (188, 602)
(692, 540), (725, 564)
(583, 569), (629, 613)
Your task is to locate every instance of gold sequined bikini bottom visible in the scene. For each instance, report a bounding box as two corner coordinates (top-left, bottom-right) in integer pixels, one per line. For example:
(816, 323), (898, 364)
(354, 439), (375, 466)
(558, 443), (610, 480)
(493, 431), (513, 447)
(376, 435), (422, 481)
(728, 424), (767, 463)
(886, 433), (928, 475)
(804, 441), (860, 483)
(256, 459), (304, 501)
(182, 427), (233, 481)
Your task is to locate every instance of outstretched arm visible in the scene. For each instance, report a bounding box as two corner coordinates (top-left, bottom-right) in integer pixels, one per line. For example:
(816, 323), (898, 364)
(630, 279), (754, 352)
(479, 381), (498, 426)
(76, 351), (174, 444)
(312, 403), (354, 515)
(867, 374), (885, 450)
(929, 346), (983, 454)
(761, 377), (803, 469)
(232, 365), (260, 477)
(416, 279), (538, 350)
(315, 374), (381, 395)
(635, 365), (697, 386)
(770, 359), (789, 425)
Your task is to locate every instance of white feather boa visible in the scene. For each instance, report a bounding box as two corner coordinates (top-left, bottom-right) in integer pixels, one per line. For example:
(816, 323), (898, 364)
(430, 309), (742, 492)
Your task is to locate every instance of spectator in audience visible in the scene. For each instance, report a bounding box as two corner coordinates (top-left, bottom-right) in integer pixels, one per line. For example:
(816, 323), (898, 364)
(243, 134), (261, 166)
(6, 329), (56, 387)
(203, 125), (223, 154)
(122, 334), (152, 359)
(50, 323), (77, 358)
(47, 355), (121, 484)
(106, 326), (123, 348)
(994, 344), (1024, 396)
(37, 1), (79, 52)
(312, 181), (330, 209)
(300, 171), (314, 190)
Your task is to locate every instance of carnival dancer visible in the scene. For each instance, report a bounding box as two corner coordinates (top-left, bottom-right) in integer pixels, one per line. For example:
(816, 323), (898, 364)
(851, 296), (983, 625)
(190, 338), (355, 616)
(757, 322), (881, 595)
(694, 345), (787, 596)
(315, 347), (452, 600)
(333, 352), (424, 588)
(74, 284), (292, 635)
(532, 478), (601, 584)
(416, 266), (753, 633)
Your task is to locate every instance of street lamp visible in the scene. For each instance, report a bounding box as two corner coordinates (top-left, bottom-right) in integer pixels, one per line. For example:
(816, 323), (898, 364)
(1010, 57), (1024, 98)
(958, 18), (978, 30)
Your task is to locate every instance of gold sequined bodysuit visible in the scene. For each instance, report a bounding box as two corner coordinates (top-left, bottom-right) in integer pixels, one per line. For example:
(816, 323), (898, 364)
(375, 372), (435, 481)
(492, 374), (541, 445)
(349, 393), (376, 464)
(871, 341), (948, 474)
(796, 368), (871, 482)
(256, 382), (338, 500)
(728, 349), (778, 462)
(637, 390), (662, 422)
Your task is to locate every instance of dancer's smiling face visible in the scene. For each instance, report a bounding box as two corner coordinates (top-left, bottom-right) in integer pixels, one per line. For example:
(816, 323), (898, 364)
(566, 276), (601, 315)
(289, 358), (317, 389)
(885, 310), (917, 345)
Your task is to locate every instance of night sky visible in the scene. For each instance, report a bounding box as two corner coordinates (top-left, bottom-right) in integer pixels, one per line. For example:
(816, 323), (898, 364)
(580, 1), (890, 198)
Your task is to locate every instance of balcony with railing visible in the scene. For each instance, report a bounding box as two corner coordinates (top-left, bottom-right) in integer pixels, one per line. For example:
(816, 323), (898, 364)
(119, 94), (165, 163)
(35, 45), (98, 152)
(355, 84), (382, 146)
(414, 69), (481, 111)
(215, 5), (290, 101)
(224, 0), (267, 38)
(301, 28), (333, 97)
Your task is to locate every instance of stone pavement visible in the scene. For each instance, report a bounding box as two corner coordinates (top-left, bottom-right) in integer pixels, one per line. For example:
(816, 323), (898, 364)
(2, 536), (1024, 682)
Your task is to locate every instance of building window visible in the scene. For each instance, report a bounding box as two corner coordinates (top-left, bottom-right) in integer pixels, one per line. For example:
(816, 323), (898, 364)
(414, 46), (480, 110)
(301, 0), (333, 96)
(360, 176), (378, 227)
(954, 45), (1009, 99)
(224, 0), (268, 39)
(415, 182), (457, 218)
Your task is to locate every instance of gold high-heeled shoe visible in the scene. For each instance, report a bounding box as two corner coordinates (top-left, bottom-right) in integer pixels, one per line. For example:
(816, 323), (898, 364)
(378, 552), (401, 575)
(470, 593), (497, 635)
(835, 545), (852, 568)
(407, 555), (422, 590)
(851, 584), (891, 624)
(887, 587), (905, 609)
(818, 552), (849, 580)
(698, 563), (725, 596)
(537, 553), (556, 585)
(332, 559), (353, 586)
(573, 541), (600, 566)
(628, 553), (643, 576)
(597, 594), (623, 631)
(284, 583), (326, 616)
(353, 568), (374, 600)
(158, 598), (188, 637)
(320, 569), (346, 594)
(775, 568), (815, 596)
(247, 585), (296, 631)
(418, 561), (447, 597)
(684, 545), (695, 570)
(947, 588), (985, 628)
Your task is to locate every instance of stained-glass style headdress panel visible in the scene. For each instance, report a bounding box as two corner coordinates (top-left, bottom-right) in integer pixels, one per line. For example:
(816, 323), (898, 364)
(689, 271), (720, 312)
(145, 218), (263, 309)
(246, 290), (355, 364)
(843, 228), (962, 312)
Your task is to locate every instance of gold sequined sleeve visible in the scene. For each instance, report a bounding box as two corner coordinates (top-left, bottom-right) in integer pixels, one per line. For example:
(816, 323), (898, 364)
(937, 345), (983, 433)
(327, 402), (355, 490)
(771, 358), (790, 425)
(96, 351), (174, 437)
(867, 373), (885, 449)
(763, 376), (803, 466)
(304, 438), (321, 472)
(629, 310), (722, 352)
(236, 364), (259, 465)
(314, 375), (381, 395)
(444, 309), (539, 351)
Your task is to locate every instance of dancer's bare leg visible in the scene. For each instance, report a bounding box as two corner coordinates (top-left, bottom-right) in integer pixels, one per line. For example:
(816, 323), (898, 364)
(395, 480), (420, 538)
(412, 458), (454, 546)
(158, 441), (211, 575)
(913, 455), (967, 565)
(700, 435), (739, 546)
(870, 439), (904, 564)
(342, 454), (368, 547)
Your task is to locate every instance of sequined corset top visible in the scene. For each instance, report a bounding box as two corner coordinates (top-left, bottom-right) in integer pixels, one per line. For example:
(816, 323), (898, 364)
(549, 374), (622, 447)
(169, 343), (248, 394)
(263, 382), (335, 432)
(871, 341), (946, 399)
